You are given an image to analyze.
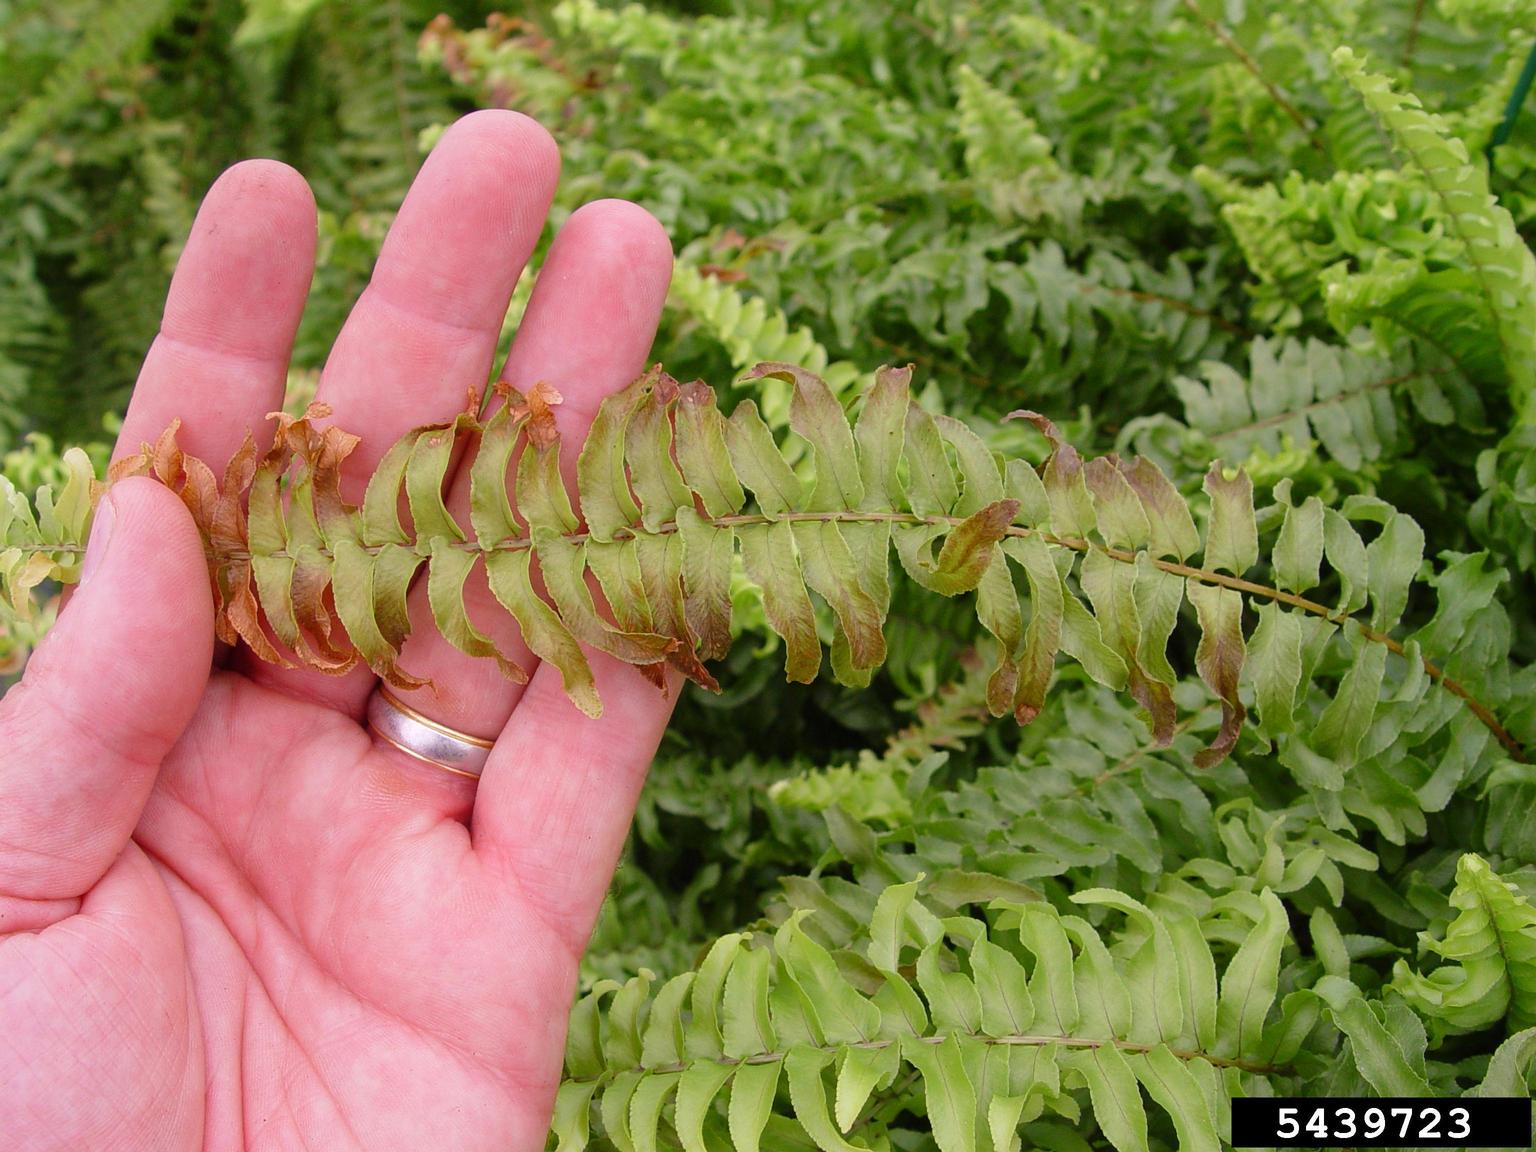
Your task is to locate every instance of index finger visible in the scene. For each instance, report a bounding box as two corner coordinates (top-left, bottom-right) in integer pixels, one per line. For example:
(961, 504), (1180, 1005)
(116, 159), (317, 471)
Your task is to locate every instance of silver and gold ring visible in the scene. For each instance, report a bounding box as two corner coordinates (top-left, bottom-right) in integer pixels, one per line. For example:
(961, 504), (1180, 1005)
(366, 686), (494, 779)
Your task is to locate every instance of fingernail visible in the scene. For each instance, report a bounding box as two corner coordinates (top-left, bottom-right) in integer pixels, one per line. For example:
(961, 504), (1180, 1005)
(79, 494), (117, 587)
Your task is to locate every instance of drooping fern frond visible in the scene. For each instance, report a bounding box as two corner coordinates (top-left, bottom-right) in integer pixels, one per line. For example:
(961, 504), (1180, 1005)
(553, 887), (1291, 1152)
(1, 363), (1524, 770)
(1333, 47), (1536, 417)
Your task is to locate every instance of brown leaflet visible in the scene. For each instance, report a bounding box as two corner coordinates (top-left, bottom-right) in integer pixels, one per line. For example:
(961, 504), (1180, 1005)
(289, 557), (357, 672)
(1186, 582), (1248, 768)
(1082, 455), (1151, 551)
(634, 533), (719, 692)
(1003, 409), (1095, 538)
(304, 425), (363, 544)
(932, 498), (1020, 595)
(512, 379), (565, 451)
(210, 432), (260, 558)
(1118, 456), (1199, 561)
(110, 420), (235, 632)
(224, 562), (292, 666)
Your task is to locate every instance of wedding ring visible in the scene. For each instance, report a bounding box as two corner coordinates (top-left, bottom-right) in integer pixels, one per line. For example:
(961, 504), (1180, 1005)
(366, 686), (494, 779)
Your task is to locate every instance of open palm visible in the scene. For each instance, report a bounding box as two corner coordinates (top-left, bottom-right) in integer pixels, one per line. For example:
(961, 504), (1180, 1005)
(0, 113), (678, 1151)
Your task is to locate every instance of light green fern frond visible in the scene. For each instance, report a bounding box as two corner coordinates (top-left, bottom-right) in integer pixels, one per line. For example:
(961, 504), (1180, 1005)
(954, 64), (1062, 222)
(1334, 47), (1536, 416)
(1391, 854), (1536, 1039)
(554, 889), (1289, 1152)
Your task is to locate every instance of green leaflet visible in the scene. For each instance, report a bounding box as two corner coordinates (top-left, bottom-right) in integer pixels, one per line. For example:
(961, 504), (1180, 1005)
(553, 1080), (600, 1152)
(1271, 481), (1323, 594)
(727, 398), (804, 515)
(1001, 536), (1064, 722)
(427, 539), (524, 681)
(792, 520), (886, 675)
(405, 414), (471, 544)
(936, 412), (1004, 515)
(468, 404), (524, 550)
(486, 543), (599, 715)
(1314, 976), (1434, 1096)
(728, 1058), (783, 1152)
(1130, 1047), (1221, 1152)
(533, 531), (674, 667)
(835, 1043), (901, 1133)
(675, 380), (746, 519)
(675, 1061), (734, 1152)
(754, 361), (864, 512)
(1063, 1044), (1148, 1152)
(855, 365), (909, 511)
(723, 945), (776, 1060)
(1214, 890), (1287, 1061)
(785, 1046), (866, 1152)
(975, 550), (1024, 717)
(739, 520), (821, 683)
(1083, 456), (1150, 551)
(331, 538), (423, 686)
(904, 402), (960, 516)
(918, 941), (984, 1034)
(577, 378), (645, 542)
(778, 911), (882, 1044)
(971, 938), (1034, 1037)
(1246, 601), (1304, 736)
(677, 508), (735, 662)
(902, 1035), (977, 1152)
(1200, 465), (1256, 575)
(628, 371), (695, 532)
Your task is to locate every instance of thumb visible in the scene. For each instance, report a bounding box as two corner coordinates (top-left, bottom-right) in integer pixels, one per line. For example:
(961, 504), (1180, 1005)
(0, 476), (213, 911)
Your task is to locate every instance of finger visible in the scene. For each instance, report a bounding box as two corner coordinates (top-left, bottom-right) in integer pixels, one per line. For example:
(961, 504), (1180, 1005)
(0, 479), (214, 923)
(471, 657), (680, 952)
(382, 199), (672, 759)
(244, 109), (559, 713)
(116, 159), (317, 471)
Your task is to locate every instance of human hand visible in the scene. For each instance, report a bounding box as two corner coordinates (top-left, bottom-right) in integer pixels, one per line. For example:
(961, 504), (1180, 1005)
(0, 111), (677, 1151)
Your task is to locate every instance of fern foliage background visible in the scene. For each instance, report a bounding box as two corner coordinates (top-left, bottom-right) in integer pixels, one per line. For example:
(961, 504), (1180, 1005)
(8, 0), (1536, 1147)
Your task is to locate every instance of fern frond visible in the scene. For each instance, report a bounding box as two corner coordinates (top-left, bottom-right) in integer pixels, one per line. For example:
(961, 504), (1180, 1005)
(1173, 335), (1475, 470)
(953, 64), (1063, 222)
(1391, 853), (1536, 1040)
(554, 889), (1285, 1152)
(1334, 47), (1536, 416)
(4, 364), (1524, 768)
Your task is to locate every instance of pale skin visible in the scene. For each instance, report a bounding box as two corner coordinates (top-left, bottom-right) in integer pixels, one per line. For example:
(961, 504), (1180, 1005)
(0, 112), (681, 1150)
